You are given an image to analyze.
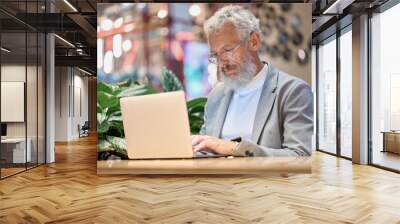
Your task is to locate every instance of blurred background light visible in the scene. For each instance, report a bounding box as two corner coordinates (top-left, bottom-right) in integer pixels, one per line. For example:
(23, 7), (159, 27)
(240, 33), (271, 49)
(122, 39), (132, 52)
(104, 51), (114, 74)
(189, 4), (201, 17)
(113, 34), (122, 58)
(101, 18), (113, 31)
(113, 17), (124, 29)
(97, 39), (103, 68)
(157, 9), (168, 19)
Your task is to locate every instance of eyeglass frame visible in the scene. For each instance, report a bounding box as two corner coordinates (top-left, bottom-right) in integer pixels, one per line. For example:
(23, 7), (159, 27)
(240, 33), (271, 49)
(208, 39), (247, 65)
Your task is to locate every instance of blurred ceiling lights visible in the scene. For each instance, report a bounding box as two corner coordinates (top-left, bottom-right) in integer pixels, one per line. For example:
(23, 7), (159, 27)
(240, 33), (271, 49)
(323, 0), (355, 15)
(78, 67), (93, 76)
(63, 0), (78, 12)
(54, 34), (75, 48)
(1, 47), (11, 53)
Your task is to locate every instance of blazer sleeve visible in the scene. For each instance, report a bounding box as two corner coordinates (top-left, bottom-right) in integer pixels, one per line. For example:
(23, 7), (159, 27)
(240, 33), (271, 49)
(231, 81), (314, 157)
(199, 83), (224, 136)
(199, 102), (208, 135)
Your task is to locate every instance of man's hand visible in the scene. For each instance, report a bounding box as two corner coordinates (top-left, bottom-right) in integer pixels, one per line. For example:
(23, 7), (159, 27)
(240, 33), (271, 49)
(191, 135), (237, 155)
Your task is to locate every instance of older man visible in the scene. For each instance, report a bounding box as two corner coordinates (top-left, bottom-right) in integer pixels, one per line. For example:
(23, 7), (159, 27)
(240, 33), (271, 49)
(191, 5), (313, 157)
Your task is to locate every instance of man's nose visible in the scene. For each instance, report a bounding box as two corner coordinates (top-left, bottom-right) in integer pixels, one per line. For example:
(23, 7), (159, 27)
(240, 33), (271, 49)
(218, 56), (230, 70)
(219, 52), (230, 62)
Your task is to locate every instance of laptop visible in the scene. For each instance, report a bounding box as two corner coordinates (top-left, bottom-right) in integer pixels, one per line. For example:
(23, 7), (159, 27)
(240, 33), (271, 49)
(120, 91), (224, 159)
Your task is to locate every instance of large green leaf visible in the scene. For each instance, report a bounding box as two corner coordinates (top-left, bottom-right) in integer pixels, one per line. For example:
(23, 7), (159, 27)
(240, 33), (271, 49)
(108, 115), (122, 122)
(161, 67), (183, 92)
(117, 85), (156, 98)
(187, 97), (207, 134)
(98, 138), (128, 160)
(98, 139), (112, 152)
(97, 111), (107, 124)
(97, 82), (121, 95)
(117, 79), (133, 88)
(189, 106), (205, 115)
(107, 136), (128, 155)
(97, 112), (111, 134)
(109, 110), (122, 117)
(187, 97), (207, 108)
(108, 116), (124, 137)
(97, 91), (119, 112)
(187, 98), (207, 114)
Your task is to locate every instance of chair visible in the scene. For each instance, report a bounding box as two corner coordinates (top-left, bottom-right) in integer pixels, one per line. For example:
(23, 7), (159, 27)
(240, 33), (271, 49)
(78, 121), (90, 138)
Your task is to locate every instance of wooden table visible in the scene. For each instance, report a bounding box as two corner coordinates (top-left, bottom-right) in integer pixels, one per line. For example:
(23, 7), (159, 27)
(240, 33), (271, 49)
(381, 131), (400, 154)
(1, 138), (32, 164)
(97, 156), (312, 175)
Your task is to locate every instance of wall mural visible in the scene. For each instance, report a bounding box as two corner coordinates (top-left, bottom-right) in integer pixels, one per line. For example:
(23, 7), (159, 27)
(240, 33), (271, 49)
(255, 3), (310, 66)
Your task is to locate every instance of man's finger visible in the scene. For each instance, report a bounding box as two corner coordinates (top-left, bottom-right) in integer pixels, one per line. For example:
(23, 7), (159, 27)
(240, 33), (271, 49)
(193, 141), (210, 152)
(191, 135), (210, 146)
(191, 135), (203, 146)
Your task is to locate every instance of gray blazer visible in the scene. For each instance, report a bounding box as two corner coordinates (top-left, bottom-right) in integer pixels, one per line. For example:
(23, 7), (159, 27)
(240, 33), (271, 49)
(200, 63), (313, 157)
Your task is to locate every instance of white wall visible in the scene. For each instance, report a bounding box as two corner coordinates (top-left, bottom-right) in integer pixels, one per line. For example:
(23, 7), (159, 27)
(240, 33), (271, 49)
(54, 66), (69, 141)
(1, 64), (46, 164)
(72, 72), (89, 138)
(1, 65), (26, 141)
(1, 65), (38, 138)
(54, 67), (89, 141)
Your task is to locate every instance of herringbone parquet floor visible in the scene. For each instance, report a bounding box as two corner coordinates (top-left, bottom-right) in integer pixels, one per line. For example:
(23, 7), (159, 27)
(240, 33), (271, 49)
(1, 134), (400, 224)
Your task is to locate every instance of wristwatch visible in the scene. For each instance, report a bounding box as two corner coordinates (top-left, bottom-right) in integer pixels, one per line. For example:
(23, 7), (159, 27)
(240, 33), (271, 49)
(231, 137), (242, 143)
(230, 137), (242, 153)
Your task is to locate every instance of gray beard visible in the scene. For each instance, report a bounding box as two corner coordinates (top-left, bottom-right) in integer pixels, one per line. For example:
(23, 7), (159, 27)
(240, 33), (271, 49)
(220, 58), (257, 90)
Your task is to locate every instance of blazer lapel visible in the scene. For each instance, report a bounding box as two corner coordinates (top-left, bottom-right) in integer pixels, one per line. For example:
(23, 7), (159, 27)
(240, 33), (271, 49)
(251, 64), (279, 143)
(212, 89), (233, 138)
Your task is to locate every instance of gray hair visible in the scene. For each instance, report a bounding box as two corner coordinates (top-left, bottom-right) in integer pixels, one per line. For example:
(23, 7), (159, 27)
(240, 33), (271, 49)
(204, 5), (261, 41)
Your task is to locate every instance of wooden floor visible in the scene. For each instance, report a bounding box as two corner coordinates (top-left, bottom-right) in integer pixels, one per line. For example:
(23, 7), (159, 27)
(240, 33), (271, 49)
(372, 150), (400, 171)
(1, 135), (400, 223)
(1, 167), (26, 178)
(1, 163), (45, 178)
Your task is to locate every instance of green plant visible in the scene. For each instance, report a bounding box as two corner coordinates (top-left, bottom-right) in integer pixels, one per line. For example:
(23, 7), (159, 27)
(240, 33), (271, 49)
(97, 68), (207, 160)
(187, 97), (207, 134)
(161, 67), (183, 92)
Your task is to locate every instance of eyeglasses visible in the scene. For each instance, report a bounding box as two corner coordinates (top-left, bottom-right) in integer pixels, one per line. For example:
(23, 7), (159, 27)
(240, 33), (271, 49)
(208, 40), (245, 65)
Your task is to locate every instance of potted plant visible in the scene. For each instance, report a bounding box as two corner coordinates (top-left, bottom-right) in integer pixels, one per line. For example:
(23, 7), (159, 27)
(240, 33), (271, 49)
(97, 68), (207, 160)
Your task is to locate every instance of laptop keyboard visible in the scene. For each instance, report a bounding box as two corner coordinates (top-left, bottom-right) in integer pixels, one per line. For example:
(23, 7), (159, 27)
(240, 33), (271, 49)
(193, 150), (225, 158)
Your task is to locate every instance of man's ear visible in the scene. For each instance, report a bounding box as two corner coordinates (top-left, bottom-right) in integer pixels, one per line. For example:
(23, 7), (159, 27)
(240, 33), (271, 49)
(249, 32), (261, 52)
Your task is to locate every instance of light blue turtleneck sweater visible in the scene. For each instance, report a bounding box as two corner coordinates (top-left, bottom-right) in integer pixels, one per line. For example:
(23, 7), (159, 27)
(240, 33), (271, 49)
(221, 64), (268, 141)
